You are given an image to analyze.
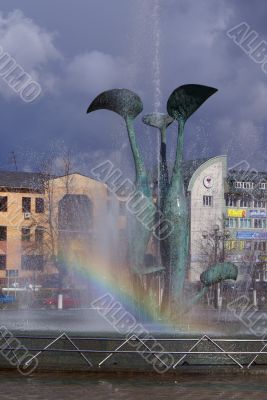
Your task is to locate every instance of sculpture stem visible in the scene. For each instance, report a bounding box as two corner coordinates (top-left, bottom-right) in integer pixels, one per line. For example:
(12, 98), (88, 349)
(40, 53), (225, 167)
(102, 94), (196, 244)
(159, 126), (169, 210)
(125, 116), (157, 283)
(170, 117), (185, 192)
(159, 126), (170, 314)
(125, 116), (149, 193)
(172, 118), (189, 299)
(162, 117), (189, 310)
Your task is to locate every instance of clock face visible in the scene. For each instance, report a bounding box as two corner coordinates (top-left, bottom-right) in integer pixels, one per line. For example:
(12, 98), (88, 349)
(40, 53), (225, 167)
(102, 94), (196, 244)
(203, 175), (213, 188)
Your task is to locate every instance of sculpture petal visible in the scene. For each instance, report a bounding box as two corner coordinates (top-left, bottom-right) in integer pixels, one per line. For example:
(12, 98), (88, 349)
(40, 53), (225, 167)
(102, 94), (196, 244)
(167, 84), (218, 121)
(87, 88), (143, 119)
(200, 262), (238, 287)
(142, 113), (173, 129)
(141, 265), (165, 275)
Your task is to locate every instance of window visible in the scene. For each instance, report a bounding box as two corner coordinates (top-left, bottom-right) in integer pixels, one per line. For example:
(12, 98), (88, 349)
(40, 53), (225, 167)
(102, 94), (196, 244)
(239, 218), (252, 228)
(226, 196), (237, 207)
(234, 182), (254, 189)
(225, 240), (237, 250)
(21, 255), (44, 271)
(243, 182), (254, 189)
(35, 227), (44, 243)
(35, 198), (44, 213)
(6, 270), (18, 278)
(203, 195), (213, 206)
(259, 182), (267, 190)
(234, 182), (242, 188)
(21, 227), (30, 241)
(225, 218), (238, 228)
(254, 219), (267, 229)
(0, 226), (7, 241)
(22, 197), (31, 213)
(225, 240), (245, 250)
(254, 200), (266, 208)
(237, 241), (245, 250)
(0, 196), (7, 212)
(245, 241), (252, 250)
(254, 242), (267, 251)
(240, 199), (251, 208)
(0, 255), (6, 270)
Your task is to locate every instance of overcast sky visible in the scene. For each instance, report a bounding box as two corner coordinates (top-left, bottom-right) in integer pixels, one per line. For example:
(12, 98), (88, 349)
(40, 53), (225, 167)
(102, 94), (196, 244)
(0, 0), (265, 177)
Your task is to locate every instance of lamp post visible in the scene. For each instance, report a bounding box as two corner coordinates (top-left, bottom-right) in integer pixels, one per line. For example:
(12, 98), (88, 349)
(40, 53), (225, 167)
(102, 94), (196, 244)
(202, 225), (230, 309)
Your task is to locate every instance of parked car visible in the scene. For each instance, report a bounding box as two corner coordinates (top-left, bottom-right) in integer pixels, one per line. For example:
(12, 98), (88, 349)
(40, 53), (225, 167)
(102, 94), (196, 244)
(0, 293), (16, 304)
(43, 292), (81, 309)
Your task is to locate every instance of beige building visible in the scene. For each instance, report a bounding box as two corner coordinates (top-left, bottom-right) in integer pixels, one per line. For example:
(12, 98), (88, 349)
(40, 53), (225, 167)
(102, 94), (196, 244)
(0, 171), (108, 286)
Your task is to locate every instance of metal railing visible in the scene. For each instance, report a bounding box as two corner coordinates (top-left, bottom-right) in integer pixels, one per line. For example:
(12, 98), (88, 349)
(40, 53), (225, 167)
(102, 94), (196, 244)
(2, 333), (267, 371)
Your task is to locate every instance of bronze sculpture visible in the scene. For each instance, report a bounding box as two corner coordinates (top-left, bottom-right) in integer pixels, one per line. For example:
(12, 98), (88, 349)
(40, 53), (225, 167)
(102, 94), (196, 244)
(87, 85), (238, 318)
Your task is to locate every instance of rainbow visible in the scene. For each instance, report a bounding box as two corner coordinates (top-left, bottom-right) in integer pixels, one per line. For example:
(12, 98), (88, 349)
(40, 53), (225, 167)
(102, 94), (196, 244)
(57, 239), (220, 335)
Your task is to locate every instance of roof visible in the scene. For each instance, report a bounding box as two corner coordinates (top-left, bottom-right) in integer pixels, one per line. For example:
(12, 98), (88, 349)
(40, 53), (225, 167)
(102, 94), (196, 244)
(227, 170), (267, 183)
(0, 170), (105, 192)
(226, 169), (267, 197)
(152, 158), (209, 187)
(187, 155), (227, 192)
(0, 170), (45, 191)
(50, 171), (106, 186)
(183, 158), (210, 188)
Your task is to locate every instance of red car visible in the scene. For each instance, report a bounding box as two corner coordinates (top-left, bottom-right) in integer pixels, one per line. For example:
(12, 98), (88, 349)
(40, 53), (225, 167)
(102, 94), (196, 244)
(43, 293), (81, 309)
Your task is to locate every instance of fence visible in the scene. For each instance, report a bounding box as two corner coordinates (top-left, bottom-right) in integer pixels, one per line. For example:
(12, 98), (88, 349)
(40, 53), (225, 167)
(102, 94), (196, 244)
(2, 333), (267, 372)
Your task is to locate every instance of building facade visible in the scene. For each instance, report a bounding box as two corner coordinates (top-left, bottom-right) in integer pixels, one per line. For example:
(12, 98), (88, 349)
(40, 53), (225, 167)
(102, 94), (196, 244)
(0, 171), (108, 286)
(224, 168), (267, 283)
(187, 156), (227, 282)
(1, 157), (267, 289)
(187, 156), (267, 285)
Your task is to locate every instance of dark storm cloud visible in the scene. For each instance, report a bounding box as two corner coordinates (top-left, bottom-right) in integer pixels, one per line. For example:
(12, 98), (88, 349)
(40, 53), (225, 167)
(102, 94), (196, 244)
(0, 0), (266, 175)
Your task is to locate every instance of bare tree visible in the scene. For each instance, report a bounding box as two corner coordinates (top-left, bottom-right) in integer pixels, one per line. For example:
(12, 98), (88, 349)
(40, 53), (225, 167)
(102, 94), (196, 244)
(23, 148), (75, 285)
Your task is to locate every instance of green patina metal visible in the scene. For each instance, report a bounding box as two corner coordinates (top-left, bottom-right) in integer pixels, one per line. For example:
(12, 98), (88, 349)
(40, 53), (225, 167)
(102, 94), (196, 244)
(87, 88), (142, 120)
(87, 89), (159, 276)
(142, 113), (174, 311)
(142, 113), (173, 210)
(167, 84), (218, 121)
(200, 262), (238, 287)
(86, 85), (240, 318)
(163, 84), (218, 306)
(185, 262), (238, 312)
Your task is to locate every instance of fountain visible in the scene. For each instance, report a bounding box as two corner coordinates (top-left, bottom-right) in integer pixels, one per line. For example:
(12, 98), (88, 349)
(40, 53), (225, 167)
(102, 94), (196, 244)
(87, 84), (239, 321)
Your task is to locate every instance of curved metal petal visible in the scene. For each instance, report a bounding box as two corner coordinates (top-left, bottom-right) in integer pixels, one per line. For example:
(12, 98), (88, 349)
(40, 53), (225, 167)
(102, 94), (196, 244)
(200, 262), (238, 287)
(167, 84), (218, 121)
(142, 113), (173, 129)
(141, 265), (165, 275)
(87, 88), (143, 119)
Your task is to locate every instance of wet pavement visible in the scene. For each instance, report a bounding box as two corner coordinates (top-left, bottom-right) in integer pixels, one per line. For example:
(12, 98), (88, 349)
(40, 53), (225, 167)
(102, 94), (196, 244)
(0, 372), (267, 399)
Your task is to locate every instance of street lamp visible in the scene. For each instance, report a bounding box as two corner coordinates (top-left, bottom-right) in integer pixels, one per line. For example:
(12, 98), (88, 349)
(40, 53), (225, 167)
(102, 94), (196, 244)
(202, 226), (230, 309)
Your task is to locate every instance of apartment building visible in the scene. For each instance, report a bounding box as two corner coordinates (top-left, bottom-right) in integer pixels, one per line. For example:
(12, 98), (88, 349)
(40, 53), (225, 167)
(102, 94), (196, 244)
(224, 169), (267, 282)
(0, 171), (107, 286)
(187, 156), (267, 283)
